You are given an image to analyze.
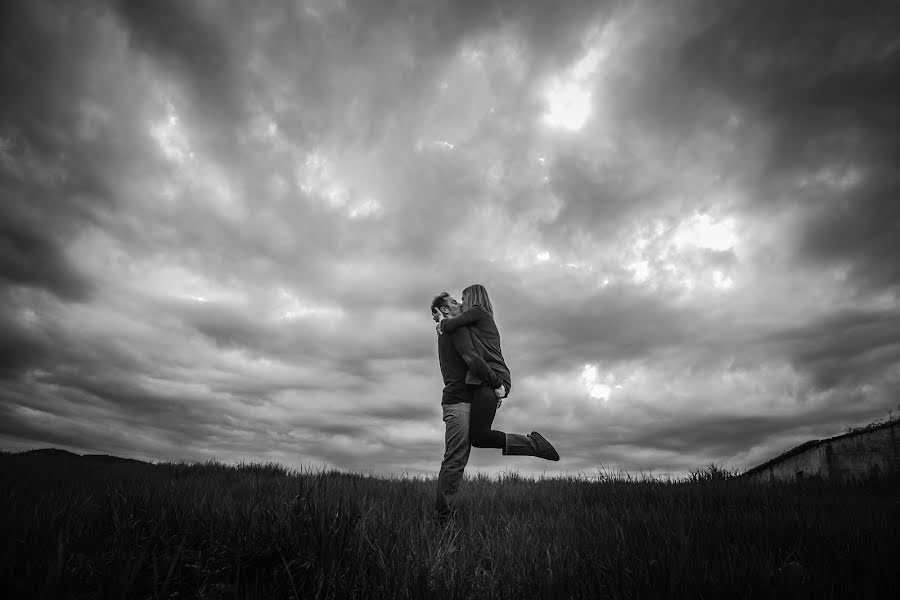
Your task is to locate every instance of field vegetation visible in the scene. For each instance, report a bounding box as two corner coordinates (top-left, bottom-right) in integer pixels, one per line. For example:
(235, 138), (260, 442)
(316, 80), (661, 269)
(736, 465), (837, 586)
(2, 449), (898, 599)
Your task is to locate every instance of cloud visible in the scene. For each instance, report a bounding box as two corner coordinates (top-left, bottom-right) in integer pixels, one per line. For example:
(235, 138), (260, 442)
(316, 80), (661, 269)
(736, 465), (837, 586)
(765, 308), (900, 392)
(675, 0), (900, 292)
(0, 300), (52, 379)
(1, 0), (898, 479)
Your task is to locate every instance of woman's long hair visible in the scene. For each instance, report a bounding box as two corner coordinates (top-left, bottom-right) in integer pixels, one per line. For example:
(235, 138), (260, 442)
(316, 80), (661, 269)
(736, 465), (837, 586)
(461, 284), (494, 314)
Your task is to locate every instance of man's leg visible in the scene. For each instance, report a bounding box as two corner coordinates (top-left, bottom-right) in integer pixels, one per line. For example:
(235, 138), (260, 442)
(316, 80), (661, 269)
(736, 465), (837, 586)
(435, 402), (472, 518)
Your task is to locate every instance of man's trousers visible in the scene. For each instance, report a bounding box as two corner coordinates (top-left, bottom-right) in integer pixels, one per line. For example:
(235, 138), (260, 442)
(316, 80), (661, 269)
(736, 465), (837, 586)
(435, 402), (471, 517)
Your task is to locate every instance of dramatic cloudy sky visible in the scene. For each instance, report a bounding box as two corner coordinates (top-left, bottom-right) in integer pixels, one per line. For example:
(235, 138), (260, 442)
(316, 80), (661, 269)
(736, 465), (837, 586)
(2, 0), (899, 479)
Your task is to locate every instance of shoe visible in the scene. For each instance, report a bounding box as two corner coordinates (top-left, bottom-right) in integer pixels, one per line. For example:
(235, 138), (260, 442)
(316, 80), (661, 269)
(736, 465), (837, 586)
(529, 432), (560, 461)
(434, 510), (457, 526)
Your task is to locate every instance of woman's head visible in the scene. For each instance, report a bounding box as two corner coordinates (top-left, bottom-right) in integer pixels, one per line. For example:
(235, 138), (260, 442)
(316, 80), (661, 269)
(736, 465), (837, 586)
(461, 284), (493, 314)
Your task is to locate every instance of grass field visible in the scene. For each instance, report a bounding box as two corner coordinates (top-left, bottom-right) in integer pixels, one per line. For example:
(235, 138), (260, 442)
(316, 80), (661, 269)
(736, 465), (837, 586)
(2, 449), (898, 599)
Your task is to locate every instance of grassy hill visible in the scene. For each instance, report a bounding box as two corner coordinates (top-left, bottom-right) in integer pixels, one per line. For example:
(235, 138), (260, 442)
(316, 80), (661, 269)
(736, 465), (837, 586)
(2, 449), (898, 599)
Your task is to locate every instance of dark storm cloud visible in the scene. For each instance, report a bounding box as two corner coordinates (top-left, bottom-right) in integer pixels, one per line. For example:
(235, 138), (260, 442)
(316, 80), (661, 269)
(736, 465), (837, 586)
(0, 306), (50, 379)
(361, 402), (435, 423)
(164, 296), (432, 366)
(0, 402), (98, 453)
(677, 0), (900, 291)
(540, 152), (669, 241)
(1, 1), (100, 154)
(628, 405), (881, 461)
(0, 0), (143, 302)
(169, 299), (268, 352)
(0, 379), (180, 452)
(0, 209), (94, 302)
(765, 307), (900, 392)
(502, 283), (705, 373)
(5, 0), (335, 303)
(798, 172), (900, 291)
(108, 0), (253, 167)
(639, 414), (793, 457)
(110, 0), (237, 108)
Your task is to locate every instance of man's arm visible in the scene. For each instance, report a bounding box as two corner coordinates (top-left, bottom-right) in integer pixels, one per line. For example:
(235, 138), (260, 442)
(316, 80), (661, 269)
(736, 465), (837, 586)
(449, 327), (502, 389)
(439, 305), (488, 335)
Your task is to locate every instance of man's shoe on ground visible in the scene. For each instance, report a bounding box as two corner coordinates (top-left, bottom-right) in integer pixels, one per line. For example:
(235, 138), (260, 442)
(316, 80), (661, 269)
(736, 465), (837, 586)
(434, 510), (457, 526)
(529, 431), (560, 461)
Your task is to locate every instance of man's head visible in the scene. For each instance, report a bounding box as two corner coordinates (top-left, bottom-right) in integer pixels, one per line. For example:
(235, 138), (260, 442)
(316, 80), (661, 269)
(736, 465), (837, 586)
(430, 292), (463, 321)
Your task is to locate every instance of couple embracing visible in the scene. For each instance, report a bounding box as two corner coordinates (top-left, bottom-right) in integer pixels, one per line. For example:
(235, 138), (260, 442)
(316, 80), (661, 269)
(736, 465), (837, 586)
(430, 283), (559, 520)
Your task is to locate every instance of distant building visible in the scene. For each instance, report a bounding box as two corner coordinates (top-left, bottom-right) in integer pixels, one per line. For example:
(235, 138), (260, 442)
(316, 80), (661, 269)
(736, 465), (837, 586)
(743, 420), (900, 482)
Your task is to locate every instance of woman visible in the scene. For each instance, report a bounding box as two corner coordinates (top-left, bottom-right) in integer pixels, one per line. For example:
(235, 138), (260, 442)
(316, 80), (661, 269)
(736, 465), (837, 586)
(435, 284), (559, 460)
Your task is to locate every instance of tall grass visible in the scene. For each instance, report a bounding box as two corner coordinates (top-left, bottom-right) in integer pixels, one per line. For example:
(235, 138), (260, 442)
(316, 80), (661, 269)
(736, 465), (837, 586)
(2, 451), (898, 599)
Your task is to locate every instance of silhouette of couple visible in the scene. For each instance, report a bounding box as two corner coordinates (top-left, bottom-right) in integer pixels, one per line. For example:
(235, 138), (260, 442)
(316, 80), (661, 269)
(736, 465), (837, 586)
(431, 283), (558, 520)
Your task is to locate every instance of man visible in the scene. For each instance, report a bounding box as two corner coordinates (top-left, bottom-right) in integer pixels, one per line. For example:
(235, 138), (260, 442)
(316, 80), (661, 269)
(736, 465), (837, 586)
(431, 292), (505, 521)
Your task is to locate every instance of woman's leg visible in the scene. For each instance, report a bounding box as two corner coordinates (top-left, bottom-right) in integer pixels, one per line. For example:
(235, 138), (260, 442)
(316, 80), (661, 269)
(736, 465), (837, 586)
(469, 381), (560, 461)
(468, 386), (506, 449)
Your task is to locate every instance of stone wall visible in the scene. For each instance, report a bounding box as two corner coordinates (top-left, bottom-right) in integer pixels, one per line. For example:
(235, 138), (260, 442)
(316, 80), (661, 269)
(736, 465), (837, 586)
(746, 421), (900, 483)
(826, 421), (900, 479)
(748, 443), (827, 483)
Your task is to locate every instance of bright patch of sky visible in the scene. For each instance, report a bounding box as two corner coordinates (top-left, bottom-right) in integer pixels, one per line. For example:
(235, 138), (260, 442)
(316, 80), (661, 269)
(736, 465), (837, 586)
(296, 152), (384, 220)
(149, 100), (193, 162)
(276, 287), (346, 321)
(145, 86), (248, 223)
(543, 80), (592, 131)
(414, 139), (455, 151)
(712, 270), (735, 290)
(542, 22), (619, 131)
(613, 213), (741, 292)
(581, 364), (614, 401)
(796, 165), (864, 191)
(126, 258), (245, 305)
(673, 213), (738, 252)
(627, 260), (651, 284)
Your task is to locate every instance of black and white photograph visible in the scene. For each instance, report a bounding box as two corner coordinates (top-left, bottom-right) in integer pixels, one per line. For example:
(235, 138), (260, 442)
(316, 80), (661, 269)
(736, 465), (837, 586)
(2, 0), (899, 598)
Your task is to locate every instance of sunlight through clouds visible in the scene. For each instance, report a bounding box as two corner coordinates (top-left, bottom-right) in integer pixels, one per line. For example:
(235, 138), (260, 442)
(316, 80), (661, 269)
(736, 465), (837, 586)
(296, 152), (383, 220)
(581, 364), (612, 401)
(673, 214), (738, 252)
(627, 260), (651, 284)
(605, 211), (741, 295)
(149, 99), (193, 162)
(276, 287), (346, 322)
(348, 197), (383, 219)
(135, 260), (246, 305)
(712, 270), (735, 290)
(541, 20), (621, 132)
(543, 80), (592, 131)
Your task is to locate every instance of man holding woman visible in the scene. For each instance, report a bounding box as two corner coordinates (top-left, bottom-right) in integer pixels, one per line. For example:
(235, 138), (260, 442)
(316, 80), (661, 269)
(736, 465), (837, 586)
(431, 284), (559, 520)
